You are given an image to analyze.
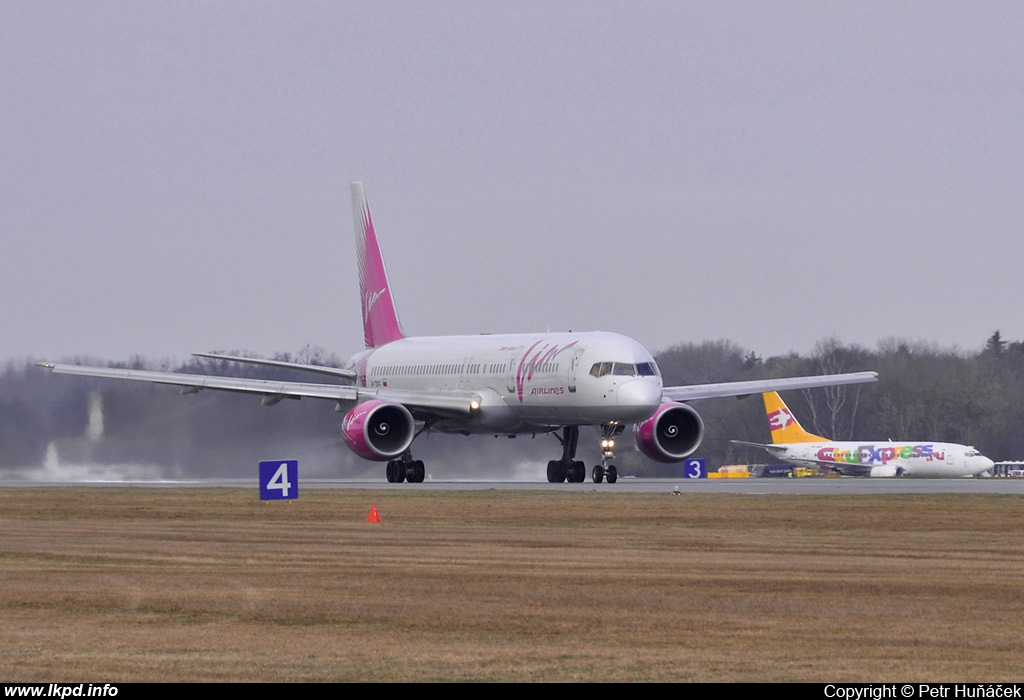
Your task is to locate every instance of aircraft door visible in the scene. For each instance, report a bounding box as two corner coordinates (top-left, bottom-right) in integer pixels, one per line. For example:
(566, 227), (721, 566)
(567, 348), (585, 395)
(505, 352), (518, 396)
(458, 356), (473, 390)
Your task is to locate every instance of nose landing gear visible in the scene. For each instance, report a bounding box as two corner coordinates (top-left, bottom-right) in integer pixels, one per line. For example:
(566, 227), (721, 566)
(591, 423), (623, 483)
(591, 463), (617, 484)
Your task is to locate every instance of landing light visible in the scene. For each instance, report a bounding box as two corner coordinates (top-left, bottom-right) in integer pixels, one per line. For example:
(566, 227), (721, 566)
(470, 400), (481, 411)
(601, 438), (615, 450)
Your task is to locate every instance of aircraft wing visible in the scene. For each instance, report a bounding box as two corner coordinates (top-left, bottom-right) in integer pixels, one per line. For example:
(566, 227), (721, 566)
(663, 371), (877, 403)
(37, 363), (479, 418)
(729, 440), (872, 476)
(764, 455), (868, 477)
(817, 463), (869, 477)
(192, 352), (357, 382)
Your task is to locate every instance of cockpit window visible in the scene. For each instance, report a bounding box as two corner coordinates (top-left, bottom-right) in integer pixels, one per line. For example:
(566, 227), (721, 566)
(591, 361), (661, 378)
(636, 362), (659, 376)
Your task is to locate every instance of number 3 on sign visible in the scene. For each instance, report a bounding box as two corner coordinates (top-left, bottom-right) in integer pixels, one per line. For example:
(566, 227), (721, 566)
(260, 460), (299, 500)
(685, 458), (706, 479)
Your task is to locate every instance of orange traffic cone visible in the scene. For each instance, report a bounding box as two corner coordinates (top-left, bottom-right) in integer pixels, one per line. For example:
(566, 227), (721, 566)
(366, 505), (382, 523)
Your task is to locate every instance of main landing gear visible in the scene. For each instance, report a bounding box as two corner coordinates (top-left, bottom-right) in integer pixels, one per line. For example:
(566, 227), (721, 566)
(385, 452), (425, 483)
(545, 425), (620, 484)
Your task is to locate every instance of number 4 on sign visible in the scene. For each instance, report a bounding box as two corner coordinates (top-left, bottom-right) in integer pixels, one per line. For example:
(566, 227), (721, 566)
(260, 460), (299, 501)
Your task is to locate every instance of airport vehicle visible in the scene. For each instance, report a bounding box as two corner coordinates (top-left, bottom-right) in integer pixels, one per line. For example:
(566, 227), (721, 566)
(734, 391), (993, 477)
(992, 462), (1024, 477)
(39, 184), (877, 484)
(749, 464), (794, 478)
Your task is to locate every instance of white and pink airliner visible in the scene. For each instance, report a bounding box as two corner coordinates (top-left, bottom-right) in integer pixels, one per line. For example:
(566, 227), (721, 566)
(40, 183), (877, 483)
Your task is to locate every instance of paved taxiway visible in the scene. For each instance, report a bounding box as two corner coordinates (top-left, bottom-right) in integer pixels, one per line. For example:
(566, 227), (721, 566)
(8, 477), (1024, 495)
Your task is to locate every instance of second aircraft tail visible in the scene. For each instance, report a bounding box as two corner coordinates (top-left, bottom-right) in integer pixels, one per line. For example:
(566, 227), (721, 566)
(763, 391), (827, 444)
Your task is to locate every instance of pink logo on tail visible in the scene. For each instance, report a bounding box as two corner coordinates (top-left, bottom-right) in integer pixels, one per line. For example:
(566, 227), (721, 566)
(364, 288), (386, 324)
(768, 408), (795, 431)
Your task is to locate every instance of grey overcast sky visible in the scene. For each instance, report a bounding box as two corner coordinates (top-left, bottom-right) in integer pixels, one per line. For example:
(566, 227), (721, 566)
(3, 1), (1023, 365)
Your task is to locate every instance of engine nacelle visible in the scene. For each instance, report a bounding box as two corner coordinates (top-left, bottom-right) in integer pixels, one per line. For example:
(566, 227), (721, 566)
(634, 402), (705, 463)
(342, 399), (415, 461)
(869, 465), (904, 477)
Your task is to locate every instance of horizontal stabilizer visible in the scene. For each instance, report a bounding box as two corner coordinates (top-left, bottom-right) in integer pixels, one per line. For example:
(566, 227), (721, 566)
(730, 439), (772, 450)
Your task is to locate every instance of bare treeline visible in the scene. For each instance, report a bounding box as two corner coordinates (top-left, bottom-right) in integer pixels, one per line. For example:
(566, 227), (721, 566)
(2, 333), (1020, 479)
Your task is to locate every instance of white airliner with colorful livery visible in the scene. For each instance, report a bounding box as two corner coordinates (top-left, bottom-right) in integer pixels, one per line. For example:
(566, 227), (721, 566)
(735, 391), (993, 477)
(40, 184), (877, 484)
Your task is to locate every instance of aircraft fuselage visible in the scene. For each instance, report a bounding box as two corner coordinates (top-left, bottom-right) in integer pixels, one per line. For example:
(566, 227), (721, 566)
(349, 330), (664, 433)
(768, 441), (994, 477)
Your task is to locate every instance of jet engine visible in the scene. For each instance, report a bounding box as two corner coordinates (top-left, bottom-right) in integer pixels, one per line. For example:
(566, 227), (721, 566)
(869, 465), (904, 477)
(634, 402), (705, 463)
(342, 399), (415, 461)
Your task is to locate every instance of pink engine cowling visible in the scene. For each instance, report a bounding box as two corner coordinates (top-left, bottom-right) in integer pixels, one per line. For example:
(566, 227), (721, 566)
(341, 399), (415, 461)
(634, 402), (705, 463)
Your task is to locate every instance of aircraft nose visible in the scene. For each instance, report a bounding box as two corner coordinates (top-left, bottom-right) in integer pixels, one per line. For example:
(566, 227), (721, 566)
(616, 379), (662, 411)
(969, 455), (995, 476)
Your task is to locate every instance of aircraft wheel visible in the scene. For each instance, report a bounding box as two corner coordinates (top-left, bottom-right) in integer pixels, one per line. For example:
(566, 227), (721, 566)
(606, 465), (618, 484)
(546, 460), (560, 483)
(547, 460), (566, 483)
(411, 460), (425, 483)
(592, 465), (604, 483)
(572, 461), (585, 483)
(386, 460), (397, 483)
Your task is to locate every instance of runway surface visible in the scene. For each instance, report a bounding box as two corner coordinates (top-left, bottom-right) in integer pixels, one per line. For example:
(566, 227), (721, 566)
(6, 476), (1024, 495)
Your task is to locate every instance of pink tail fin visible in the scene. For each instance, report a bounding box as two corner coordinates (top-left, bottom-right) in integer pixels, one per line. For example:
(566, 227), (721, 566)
(351, 182), (406, 348)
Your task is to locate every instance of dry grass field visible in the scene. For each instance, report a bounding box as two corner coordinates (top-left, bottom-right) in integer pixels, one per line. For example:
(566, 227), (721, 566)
(1, 487), (1023, 682)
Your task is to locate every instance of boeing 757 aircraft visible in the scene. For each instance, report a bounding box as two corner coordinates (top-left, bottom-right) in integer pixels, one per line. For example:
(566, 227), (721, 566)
(40, 183), (877, 484)
(734, 391), (993, 477)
